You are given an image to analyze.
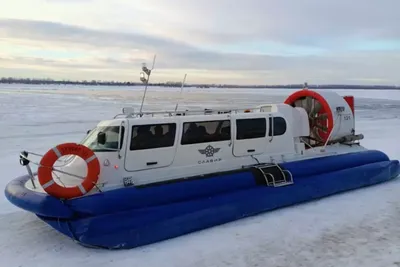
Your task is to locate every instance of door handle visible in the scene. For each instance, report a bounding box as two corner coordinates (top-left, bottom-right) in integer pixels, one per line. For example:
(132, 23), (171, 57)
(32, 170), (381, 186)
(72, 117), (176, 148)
(146, 161), (158, 166)
(247, 149), (255, 152)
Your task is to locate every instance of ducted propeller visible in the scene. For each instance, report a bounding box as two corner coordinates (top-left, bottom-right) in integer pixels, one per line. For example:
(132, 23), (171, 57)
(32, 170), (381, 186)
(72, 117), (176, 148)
(291, 96), (329, 142)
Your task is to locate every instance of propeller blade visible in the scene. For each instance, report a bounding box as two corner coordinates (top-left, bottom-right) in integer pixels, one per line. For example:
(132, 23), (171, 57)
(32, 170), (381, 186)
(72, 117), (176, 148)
(298, 97), (311, 113)
(314, 123), (328, 132)
(314, 113), (328, 121)
(294, 99), (304, 108)
(311, 127), (322, 141)
(305, 97), (313, 113)
(309, 101), (322, 118)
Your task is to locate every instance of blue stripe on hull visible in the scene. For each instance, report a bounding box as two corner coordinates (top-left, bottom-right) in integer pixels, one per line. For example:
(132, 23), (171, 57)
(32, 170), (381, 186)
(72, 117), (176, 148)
(68, 149), (392, 217)
(4, 149), (400, 249)
(44, 159), (398, 249)
(8, 149), (392, 218)
(4, 177), (73, 218)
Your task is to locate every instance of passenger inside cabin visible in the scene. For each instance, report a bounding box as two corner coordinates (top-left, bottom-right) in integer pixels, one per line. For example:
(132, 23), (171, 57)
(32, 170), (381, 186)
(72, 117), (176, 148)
(220, 125), (230, 139)
(185, 123), (198, 136)
(130, 123), (176, 150)
(131, 125), (152, 149)
(197, 126), (207, 136)
(153, 124), (168, 147)
(154, 125), (164, 138)
(181, 120), (231, 144)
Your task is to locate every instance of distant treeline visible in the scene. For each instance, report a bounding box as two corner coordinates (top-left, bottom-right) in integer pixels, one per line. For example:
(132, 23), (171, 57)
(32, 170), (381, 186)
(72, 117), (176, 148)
(1, 77), (399, 90)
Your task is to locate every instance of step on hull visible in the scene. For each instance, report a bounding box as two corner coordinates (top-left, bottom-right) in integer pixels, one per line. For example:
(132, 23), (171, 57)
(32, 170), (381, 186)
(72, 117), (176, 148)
(5, 150), (400, 249)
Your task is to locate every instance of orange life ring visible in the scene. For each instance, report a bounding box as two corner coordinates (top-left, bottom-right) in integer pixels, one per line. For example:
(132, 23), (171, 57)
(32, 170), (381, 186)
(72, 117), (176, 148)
(38, 143), (100, 199)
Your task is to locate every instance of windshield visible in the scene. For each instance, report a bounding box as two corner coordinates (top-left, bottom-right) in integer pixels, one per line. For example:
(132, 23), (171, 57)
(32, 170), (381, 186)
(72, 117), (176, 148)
(82, 125), (125, 152)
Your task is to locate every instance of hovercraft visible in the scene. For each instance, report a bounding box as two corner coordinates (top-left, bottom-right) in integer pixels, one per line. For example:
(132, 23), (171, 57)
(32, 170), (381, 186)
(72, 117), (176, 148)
(5, 81), (399, 250)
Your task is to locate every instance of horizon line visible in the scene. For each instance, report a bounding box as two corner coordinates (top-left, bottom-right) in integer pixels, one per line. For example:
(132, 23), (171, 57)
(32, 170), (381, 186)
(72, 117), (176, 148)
(0, 77), (399, 89)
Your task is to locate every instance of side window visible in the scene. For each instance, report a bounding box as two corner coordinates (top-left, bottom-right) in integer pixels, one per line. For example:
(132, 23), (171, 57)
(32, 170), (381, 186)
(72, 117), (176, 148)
(130, 123), (176, 150)
(268, 117), (287, 136)
(181, 120), (231, 145)
(236, 118), (266, 140)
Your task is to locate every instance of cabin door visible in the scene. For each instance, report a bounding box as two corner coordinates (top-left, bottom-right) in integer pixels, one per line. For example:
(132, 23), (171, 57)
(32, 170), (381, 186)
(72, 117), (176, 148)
(124, 119), (179, 172)
(231, 114), (268, 157)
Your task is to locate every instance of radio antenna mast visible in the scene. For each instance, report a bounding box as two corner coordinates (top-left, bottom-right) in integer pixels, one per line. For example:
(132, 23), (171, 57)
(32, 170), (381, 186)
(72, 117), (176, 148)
(139, 54), (157, 114)
(174, 73), (188, 112)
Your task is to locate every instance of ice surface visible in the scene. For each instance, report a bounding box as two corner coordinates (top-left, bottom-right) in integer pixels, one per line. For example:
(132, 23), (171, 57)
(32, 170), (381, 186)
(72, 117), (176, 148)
(1, 84), (400, 267)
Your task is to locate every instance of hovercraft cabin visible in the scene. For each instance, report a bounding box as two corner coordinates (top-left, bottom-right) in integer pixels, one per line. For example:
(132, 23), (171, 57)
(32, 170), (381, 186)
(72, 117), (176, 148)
(85, 104), (310, 186)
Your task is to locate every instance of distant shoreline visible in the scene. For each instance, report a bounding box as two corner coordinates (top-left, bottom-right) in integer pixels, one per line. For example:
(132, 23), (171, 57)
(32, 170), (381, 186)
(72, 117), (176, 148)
(1, 78), (399, 90)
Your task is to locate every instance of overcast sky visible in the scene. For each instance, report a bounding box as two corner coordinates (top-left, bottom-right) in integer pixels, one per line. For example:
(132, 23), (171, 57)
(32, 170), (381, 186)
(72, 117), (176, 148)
(1, 0), (399, 84)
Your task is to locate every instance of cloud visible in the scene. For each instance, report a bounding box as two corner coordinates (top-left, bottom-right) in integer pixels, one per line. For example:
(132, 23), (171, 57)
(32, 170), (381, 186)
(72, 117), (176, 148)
(2, 18), (327, 72)
(0, 19), (194, 54)
(4, 0), (400, 49)
(138, 0), (400, 48)
(1, 0), (400, 86)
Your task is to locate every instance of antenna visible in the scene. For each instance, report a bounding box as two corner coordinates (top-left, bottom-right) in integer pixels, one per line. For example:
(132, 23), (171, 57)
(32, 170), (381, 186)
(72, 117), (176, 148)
(139, 54), (157, 114)
(174, 73), (188, 112)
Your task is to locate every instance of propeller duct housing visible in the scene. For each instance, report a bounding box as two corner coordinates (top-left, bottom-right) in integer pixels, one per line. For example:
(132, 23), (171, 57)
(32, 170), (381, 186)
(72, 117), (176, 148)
(284, 89), (355, 144)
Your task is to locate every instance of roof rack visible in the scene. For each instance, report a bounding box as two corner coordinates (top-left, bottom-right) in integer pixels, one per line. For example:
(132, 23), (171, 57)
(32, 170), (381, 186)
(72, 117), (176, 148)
(113, 106), (269, 119)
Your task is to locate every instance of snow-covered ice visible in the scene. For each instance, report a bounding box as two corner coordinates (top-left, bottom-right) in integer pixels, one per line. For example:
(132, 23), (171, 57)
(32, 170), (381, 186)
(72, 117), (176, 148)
(0, 84), (400, 267)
